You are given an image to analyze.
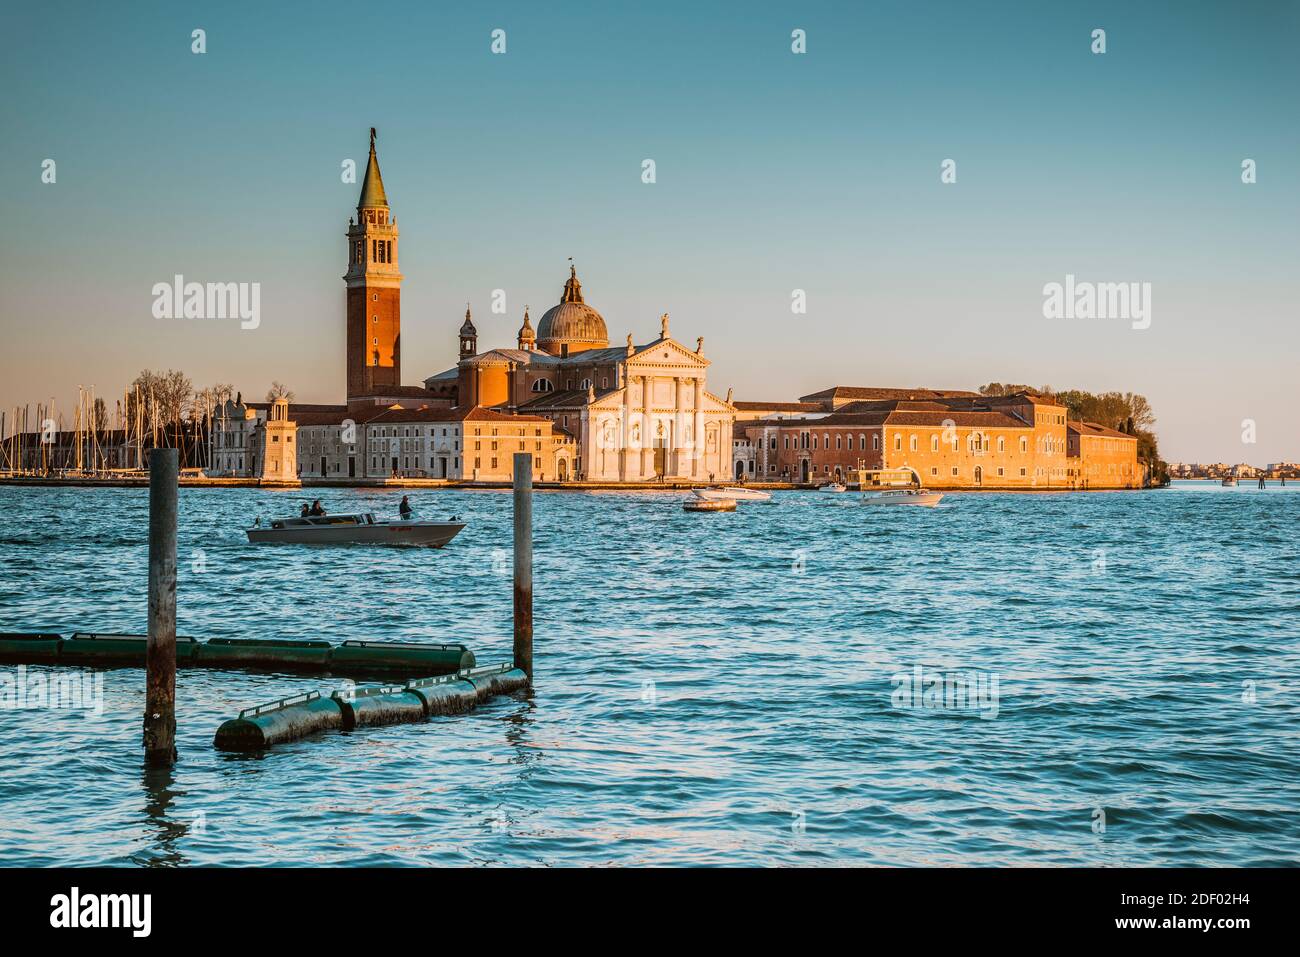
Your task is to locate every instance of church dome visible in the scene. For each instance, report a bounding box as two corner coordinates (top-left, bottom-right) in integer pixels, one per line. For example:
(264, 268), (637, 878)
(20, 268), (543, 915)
(537, 265), (608, 355)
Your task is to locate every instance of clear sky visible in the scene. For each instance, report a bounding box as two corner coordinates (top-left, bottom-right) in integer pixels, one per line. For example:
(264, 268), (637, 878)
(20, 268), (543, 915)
(2, 0), (1296, 464)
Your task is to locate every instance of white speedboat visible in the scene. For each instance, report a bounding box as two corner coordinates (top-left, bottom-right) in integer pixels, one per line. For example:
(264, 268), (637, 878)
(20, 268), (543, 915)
(819, 482), (847, 493)
(861, 489), (944, 507)
(854, 467), (944, 507)
(692, 486), (772, 502)
(1221, 477), (1237, 487)
(247, 512), (466, 547)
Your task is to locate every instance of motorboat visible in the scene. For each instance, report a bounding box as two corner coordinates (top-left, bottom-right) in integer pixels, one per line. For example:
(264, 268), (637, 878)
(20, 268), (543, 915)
(692, 486), (772, 502)
(819, 482), (847, 493)
(683, 498), (736, 513)
(854, 467), (944, 508)
(861, 489), (944, 507)
(1221, 477), (1237, 487)
(247, 512), (466, 547)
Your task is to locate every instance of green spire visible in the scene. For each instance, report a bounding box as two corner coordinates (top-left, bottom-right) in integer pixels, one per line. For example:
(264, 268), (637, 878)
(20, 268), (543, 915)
(358, 127), (388, 209)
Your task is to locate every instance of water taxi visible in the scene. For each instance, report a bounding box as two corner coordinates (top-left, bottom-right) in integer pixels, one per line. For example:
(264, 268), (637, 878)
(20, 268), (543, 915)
(854, 467), (944, 508)
(819, 482), (847, 493)
(247, 512), (466, 547)
(692, 486), (773, 502)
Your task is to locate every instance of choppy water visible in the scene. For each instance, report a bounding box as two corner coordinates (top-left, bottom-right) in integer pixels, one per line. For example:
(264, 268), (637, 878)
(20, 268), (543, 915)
(0, 481), (1296, 866)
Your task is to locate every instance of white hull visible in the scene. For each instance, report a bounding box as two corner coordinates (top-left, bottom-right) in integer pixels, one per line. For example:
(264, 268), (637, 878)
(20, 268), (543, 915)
(819, 483), (847, 493)
(861, 490), (944, 507)
(693, 487), (772, 502)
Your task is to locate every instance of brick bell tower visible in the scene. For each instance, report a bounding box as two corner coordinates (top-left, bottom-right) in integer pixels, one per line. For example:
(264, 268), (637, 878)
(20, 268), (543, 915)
(345, 128), (402, 399)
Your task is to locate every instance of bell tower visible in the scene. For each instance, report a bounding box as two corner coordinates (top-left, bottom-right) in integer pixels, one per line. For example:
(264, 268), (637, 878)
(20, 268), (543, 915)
(345, 128), (402, 399)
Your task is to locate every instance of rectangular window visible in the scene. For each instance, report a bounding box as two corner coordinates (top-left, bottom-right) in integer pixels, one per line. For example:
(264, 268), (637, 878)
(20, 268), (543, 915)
(951, 467), (959, 476)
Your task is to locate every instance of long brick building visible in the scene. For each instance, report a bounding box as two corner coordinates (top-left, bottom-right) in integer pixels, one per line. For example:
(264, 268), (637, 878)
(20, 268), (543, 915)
(733, 387), (1141, 489)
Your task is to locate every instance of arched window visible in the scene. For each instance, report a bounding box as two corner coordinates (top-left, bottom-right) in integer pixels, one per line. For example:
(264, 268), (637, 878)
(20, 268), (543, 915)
(997, 436), (1005, 453)
(872, 433), (880, 451)
(531, 379), (554, 393)
(910, 434), (917, 452)
(858, 434), (866, 450)
(835, 435), (841, 450)
(580, 378), (592, 390)
(931, 435), (939, 452)
(1020, 436), (1028, 453)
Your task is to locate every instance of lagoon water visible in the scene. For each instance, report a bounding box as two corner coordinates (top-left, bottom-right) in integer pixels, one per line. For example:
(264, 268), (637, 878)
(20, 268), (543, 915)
(0, 481), (1296, 866)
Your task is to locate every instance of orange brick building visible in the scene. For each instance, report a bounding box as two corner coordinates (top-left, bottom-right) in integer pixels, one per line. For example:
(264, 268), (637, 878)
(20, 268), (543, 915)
(735, 387), (1141, 489)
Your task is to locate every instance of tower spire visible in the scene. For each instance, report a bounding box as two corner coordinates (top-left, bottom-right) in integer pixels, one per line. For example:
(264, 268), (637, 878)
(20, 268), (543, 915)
(358, 127), (388, 210)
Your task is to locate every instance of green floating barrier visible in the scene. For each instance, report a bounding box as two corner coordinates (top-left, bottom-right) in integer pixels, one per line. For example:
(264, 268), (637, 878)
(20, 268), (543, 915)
(404, 674), (479, 715)
(332, 684), (427, 730)
(214, 691), (343, 751)
(328, 640), (475, 676)
(198, 637), (332, 672)
(59, 632), (201, 666)
(0, 633), (63, 664)
(405, 664), (528, 714)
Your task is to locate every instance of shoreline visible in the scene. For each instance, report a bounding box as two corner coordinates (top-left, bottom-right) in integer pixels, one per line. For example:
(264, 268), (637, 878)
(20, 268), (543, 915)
(0, 474), (1157, 492)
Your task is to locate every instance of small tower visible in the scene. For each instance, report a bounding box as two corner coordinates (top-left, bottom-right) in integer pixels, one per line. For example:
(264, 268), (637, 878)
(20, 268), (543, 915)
(517, 306), (535, 352)
(459, 305), (478, 359)
(257, 397), (298, 484)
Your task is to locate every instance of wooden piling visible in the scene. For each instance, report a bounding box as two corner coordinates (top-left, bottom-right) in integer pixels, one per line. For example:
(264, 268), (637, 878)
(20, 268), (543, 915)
(144, 447), (178, 766)
(512, 452), (533, 683)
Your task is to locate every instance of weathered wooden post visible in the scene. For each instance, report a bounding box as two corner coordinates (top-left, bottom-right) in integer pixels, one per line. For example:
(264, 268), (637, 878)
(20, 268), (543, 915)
(512, 452), (533, 683)
(144, 447), (178, 765)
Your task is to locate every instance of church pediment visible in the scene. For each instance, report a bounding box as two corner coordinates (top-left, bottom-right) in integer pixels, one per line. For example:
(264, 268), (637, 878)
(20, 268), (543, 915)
(627, 337), (710, 370)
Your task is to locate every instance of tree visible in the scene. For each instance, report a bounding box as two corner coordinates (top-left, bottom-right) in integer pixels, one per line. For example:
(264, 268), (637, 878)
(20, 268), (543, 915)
(266, 382), (295, 403)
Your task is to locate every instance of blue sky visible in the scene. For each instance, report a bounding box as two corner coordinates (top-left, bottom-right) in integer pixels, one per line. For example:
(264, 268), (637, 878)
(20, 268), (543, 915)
(2, 0), (1297, 462)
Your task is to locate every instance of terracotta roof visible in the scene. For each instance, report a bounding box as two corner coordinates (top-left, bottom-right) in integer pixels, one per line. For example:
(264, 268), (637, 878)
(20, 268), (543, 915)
(294, 404), (550, 427)
(1068, 420), (1135, 439)
(733, 401), (822, 412)
(799, 386), (982, 402)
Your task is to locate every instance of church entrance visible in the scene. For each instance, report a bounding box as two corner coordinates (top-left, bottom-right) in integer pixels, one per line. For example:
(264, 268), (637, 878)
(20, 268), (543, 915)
(735, 461), (745, 480)
(558, 458), (568, 482)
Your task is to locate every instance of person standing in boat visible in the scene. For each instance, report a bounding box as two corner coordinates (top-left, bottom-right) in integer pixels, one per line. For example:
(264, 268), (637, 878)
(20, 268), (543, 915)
(399, 495), (414, 520)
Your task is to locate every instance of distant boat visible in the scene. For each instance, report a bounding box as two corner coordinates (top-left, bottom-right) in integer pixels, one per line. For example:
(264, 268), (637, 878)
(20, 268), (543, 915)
(1221, 477), (1238, 487)
(247, 512), (466, 547)
(684, 498), (736, 512)
(819, 482), (848, 493)
(693, 486), (772, 502)
(854, 467), (944, 508)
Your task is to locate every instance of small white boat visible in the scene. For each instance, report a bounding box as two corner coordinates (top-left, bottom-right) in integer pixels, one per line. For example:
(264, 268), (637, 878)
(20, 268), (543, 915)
(692, 486), (772, 502)
(861, 489), (944, 507)
(1221, 477), (1237, 487)
(247, 512), (466, 547)
(819, 482), (847, 493)
(854, 467), (944, 508)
